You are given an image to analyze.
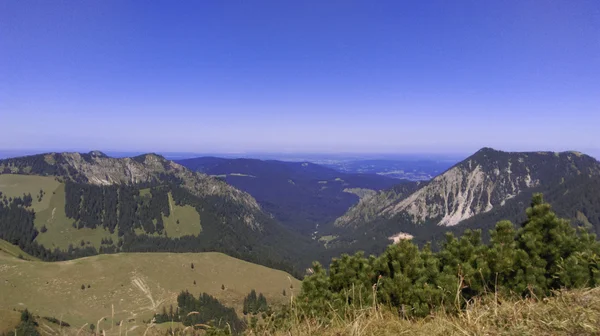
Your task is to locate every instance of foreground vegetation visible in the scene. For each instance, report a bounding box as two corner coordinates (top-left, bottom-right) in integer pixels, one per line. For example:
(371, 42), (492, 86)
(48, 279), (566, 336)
(241, 194), (600, 335)
(6, 288), (598, 335)
(295, 194), (599, 321)
(242, 288), (600, 336)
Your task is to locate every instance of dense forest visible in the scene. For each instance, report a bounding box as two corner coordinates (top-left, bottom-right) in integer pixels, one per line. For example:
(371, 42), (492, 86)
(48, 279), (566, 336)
(64, 182), (170, 234)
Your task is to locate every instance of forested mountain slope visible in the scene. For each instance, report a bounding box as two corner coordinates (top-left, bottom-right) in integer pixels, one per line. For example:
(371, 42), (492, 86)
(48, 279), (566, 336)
(176, 157), (400, 235)
(327, 148), (600, 255)
(0, 152), (316, 275)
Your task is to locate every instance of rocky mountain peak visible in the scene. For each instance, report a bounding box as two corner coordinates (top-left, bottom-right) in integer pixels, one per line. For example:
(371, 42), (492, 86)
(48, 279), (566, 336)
(335, 149), (600, 229)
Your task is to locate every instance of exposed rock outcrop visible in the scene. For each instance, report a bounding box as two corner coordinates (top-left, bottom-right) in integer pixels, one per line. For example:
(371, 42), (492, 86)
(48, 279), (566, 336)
(335, 148), (600, 228)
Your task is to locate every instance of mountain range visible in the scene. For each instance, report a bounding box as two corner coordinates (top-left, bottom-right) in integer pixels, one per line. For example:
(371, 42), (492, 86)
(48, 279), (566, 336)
(1, 147), (600, 273)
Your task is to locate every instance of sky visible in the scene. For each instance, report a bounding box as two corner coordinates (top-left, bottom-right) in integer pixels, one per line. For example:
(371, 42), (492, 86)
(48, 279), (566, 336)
(1, 1), (599, 155)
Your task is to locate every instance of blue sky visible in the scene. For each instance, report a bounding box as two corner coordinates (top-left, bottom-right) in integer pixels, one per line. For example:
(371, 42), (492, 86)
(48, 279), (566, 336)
(1, 1), (599, 155)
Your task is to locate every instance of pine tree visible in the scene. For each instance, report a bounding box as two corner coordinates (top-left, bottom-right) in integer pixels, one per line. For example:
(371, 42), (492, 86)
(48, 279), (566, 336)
(515, 194), (583, 295)
(257, 293), (268, 312)
(297, 262), (333, 317)
(16, 309), (40, 336)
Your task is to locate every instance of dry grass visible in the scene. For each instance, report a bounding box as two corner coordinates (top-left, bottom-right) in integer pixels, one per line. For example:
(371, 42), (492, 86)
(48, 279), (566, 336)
(0, 251), (300, 332)
(6, 288), (599, 335)
(250, 288), (600, 336)
(0, 309), (21, 334)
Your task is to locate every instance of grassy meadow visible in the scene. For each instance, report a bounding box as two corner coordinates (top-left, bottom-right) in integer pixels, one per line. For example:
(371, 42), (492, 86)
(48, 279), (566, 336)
(162, 192), (201, 238)
(0, 174), (60, 212)
(0, 249), (300, 334)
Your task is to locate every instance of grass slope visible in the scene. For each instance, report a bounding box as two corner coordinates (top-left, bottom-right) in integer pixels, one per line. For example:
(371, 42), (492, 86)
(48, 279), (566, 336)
(0, 251), (300, 331)
(163, 192), (201, 238)
(0, 309), (20, 335)
(0, 174), (60, 212)
(0, 238), (40, 261)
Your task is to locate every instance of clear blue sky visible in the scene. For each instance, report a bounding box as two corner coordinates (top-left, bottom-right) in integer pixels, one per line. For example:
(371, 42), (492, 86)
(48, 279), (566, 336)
(1, 1), (599, 155)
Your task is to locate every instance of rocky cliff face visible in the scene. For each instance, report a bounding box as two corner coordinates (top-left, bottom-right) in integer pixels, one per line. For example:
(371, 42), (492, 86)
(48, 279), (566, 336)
(335, 148), (600, 229)
(0, 151), (263, 229)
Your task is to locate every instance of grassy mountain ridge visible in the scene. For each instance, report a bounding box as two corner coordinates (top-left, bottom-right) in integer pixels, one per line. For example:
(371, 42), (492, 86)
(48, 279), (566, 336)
(176, 157), (400, 235)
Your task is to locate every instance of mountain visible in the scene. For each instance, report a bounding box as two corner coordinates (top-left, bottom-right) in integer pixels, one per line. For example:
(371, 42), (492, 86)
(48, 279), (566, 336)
(176, 157), (400, 235)
(329, 148), (600, 252)
(0, 152), (316, 275)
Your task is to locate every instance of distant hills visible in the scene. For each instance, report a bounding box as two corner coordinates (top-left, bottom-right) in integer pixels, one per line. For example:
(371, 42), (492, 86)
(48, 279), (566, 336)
(176, 157), (400, 235)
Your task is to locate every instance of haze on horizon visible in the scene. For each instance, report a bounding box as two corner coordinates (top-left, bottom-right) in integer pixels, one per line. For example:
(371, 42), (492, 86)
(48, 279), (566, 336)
(1, 1), (598, 155)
